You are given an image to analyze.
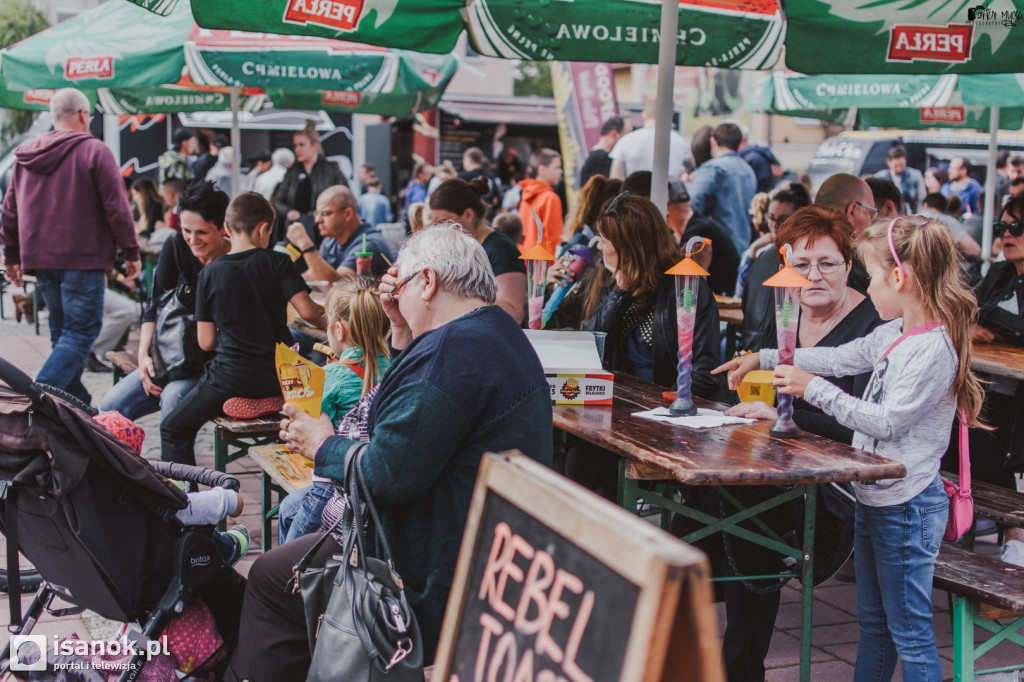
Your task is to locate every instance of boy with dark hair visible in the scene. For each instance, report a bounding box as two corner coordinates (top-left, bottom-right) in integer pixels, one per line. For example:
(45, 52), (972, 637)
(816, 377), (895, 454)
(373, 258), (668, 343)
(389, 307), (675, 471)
(159, 192), (324, 466)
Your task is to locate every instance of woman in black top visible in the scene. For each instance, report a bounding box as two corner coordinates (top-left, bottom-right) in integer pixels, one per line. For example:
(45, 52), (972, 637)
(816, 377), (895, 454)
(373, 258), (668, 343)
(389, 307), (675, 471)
(271, 120), (346, 243)
(99, 182), (230, 420)
(955, 195), (1024, 562)
(131, 177), (165, 236)
(428, 177), (527, 323)
(730, 206), (882, 443)
(547, 193), (724, 496)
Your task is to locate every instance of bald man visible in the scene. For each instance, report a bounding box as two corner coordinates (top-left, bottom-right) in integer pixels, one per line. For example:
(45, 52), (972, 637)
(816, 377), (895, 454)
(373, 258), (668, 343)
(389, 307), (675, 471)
(286, 185), (396, 284)
(814, 173), (877, 294)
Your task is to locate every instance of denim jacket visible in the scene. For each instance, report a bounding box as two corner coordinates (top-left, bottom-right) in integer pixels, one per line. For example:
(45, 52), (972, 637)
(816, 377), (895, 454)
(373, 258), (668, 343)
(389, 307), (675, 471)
(689, 152), (757, 252)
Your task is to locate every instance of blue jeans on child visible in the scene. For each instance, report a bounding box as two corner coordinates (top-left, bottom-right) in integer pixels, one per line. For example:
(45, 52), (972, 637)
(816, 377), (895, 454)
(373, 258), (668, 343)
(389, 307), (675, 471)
(854, 474), (947, 682)
(34, 269), (106, 404)
(99, 369), (198, 421)
(278, 481), (334, 545)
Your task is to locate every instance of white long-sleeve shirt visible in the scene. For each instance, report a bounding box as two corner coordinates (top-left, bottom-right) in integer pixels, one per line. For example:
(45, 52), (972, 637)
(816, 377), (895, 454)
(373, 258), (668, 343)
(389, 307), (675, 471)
(761, 319), (957, 506)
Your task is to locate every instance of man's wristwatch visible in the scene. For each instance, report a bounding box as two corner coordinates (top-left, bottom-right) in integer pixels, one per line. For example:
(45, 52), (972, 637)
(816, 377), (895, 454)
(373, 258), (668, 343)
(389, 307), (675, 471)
(301, 244), (317, 254)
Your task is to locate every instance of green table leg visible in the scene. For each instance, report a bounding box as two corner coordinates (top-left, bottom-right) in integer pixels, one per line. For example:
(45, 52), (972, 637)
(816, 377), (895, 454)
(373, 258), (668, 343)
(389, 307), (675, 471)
(799, 484), (817, 682)
(262, 473), (274, 553)
(951, 596), (975, 682)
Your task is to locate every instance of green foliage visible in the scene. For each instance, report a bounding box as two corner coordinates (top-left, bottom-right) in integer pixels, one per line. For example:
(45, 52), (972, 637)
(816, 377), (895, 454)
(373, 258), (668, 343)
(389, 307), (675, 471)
(0, 0), (50, 140)
(512, 61), (553, 99)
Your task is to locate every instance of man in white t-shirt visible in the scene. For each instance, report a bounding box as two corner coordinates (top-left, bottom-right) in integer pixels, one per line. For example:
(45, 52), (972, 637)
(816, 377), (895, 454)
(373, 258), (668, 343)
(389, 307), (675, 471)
(609, 99), (690, 180)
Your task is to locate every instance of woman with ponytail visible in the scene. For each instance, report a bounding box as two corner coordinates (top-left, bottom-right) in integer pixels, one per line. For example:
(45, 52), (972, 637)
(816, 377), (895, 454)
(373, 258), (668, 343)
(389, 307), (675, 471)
(277, 276), (390, 544)
(718, 215), (984, 681)
(429, 177), (527, 322)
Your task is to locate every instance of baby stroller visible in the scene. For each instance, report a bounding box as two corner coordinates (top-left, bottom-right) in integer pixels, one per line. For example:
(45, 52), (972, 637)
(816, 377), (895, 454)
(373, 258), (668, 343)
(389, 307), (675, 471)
(0, 357), (245, 681)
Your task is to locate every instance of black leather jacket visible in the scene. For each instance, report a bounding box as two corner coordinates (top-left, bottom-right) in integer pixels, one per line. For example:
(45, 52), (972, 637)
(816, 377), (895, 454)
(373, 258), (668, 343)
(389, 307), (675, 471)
(976, 261), (1024, 346)
(553, 272), (725, 399)
(272, 154), (347, 219)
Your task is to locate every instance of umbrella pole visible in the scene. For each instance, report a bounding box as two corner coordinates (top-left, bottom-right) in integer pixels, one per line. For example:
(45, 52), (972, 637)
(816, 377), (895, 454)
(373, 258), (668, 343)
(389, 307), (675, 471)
(230, 86), (241, 198)
(649, 0), (679, 212)
(103, 114), (120, 170)
(981, 106), (998, 277)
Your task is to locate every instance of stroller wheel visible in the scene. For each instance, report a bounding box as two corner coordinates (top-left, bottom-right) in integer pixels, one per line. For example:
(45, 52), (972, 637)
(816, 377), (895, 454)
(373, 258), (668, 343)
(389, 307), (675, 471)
(0, 535), (42, 593)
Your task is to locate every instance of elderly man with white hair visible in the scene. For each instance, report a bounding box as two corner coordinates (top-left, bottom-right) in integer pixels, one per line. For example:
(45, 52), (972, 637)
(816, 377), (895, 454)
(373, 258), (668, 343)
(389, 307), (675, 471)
(252, 147), (294, 201)
(1, 87), (139, 405)
(225, 225), (554, 681)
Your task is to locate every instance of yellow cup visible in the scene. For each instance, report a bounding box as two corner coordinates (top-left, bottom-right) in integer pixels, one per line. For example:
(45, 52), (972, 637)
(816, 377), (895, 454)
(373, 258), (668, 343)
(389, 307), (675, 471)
(738, 369), (777, 404)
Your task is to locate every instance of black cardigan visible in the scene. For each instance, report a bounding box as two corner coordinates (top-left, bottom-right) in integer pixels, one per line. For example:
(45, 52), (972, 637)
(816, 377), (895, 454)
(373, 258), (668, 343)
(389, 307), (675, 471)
(758, 297), (882, 444)
(976, 260), (1024, 346)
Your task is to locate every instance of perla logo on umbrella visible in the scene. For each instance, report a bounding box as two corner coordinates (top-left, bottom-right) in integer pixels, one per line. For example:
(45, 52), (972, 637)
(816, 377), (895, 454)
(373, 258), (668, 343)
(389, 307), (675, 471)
(322, 90), (361, 107)
(22, 90), (54, 105)
(282, 0), (364, 32)
(921, 106), (965, 124)
(887, 24), (973, 63)
(65, 56), (114, 80)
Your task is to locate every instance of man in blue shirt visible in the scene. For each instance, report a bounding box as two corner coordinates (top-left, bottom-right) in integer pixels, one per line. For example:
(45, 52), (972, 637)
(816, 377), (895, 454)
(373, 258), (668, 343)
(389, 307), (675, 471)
(873, 146), (924, 214)
(689, 122), (757, 252)
(285, 185), (396, 283)
(942, 156), (984, 216)
(356, 173), (393, 228)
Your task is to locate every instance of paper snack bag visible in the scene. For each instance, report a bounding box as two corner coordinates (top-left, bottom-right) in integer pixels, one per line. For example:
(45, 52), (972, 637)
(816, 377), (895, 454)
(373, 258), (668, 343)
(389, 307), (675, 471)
(275, 343), (325, 419)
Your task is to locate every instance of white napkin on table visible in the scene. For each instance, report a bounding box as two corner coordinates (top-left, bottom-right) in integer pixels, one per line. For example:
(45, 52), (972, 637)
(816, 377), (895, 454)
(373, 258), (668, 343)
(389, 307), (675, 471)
(632, 407), (755, 429)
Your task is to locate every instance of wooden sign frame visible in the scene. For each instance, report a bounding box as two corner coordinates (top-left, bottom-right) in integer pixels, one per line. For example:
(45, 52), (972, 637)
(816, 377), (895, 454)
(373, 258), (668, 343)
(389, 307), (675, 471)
(433, 451), (723, 682)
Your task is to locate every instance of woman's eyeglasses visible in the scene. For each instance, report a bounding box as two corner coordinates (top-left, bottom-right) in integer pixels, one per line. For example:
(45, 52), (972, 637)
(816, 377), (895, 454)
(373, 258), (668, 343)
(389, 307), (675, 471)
(791, 261), (846, 276)
(389, 269), (423, 299)
(995, 220), (1024, 238)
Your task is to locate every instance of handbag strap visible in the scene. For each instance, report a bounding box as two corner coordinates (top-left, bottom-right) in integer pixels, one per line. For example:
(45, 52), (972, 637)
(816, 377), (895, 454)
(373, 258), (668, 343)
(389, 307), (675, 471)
(958, 410), (971, 496)
(289, 441), (367, 593)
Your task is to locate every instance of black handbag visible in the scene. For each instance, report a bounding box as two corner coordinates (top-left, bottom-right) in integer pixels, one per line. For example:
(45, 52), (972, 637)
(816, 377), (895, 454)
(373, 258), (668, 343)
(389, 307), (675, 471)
(290, 443), (423, 682)
(151, 283), (210, 385)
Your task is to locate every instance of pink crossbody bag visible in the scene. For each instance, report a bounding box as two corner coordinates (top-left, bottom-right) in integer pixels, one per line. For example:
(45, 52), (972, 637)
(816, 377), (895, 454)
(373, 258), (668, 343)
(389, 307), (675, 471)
(878, 323), (972, 541)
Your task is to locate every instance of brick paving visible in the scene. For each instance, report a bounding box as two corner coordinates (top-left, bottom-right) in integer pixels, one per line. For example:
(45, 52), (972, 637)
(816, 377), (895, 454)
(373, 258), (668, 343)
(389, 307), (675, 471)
(1, 286), (1022, 680)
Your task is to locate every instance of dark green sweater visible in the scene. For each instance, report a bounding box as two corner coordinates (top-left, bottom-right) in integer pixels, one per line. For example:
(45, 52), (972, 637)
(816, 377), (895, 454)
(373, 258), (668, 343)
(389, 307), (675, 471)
(314, 305), (553, 659)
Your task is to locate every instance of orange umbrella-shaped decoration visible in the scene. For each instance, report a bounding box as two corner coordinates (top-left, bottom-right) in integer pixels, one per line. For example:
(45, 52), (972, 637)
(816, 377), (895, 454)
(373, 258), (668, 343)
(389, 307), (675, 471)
(763, 244), (812, 438)
(665, 237), (711, 416)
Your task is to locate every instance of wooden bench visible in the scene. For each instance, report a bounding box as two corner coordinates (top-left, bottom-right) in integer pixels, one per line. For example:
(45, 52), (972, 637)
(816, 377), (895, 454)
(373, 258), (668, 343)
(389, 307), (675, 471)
(105, 351), (138, 383)
(933, 545), (1024, 681)
(942, 472), (1024, 548)
(249, 444), (313, 551)
(212, 417), (282, 530)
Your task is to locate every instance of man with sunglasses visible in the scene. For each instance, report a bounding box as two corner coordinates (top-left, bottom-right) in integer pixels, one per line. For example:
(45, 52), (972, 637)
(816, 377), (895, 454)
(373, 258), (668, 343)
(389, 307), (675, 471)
(962, 194), (1024, 569)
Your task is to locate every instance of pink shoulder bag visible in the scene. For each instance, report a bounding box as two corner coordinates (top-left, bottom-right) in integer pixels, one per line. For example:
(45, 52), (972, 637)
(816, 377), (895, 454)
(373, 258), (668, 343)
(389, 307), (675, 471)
(878, 323), (972, 541)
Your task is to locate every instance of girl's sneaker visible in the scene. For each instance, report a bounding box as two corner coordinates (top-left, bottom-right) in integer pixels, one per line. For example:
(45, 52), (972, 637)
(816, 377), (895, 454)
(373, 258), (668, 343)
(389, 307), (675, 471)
(225, 526), (251, 566)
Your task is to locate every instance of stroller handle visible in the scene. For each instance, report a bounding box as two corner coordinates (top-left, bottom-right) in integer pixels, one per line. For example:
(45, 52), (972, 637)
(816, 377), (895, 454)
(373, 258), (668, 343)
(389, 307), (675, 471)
(0, 356), (50, 413)
(150, 461), (240, 491)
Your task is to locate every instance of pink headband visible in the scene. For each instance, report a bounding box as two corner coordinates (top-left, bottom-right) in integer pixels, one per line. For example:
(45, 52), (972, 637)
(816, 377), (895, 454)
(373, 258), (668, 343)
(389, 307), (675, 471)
(888, 218), (907, 277)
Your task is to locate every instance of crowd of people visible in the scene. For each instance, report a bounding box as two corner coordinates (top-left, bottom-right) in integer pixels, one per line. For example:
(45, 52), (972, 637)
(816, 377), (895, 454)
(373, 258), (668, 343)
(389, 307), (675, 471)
(3, 86), (1024, 682)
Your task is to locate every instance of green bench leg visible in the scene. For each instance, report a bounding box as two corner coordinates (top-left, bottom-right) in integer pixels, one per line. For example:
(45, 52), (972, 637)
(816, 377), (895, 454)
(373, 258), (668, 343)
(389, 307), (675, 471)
(262, 472), (274, 552)
(952, 596), (975, 682)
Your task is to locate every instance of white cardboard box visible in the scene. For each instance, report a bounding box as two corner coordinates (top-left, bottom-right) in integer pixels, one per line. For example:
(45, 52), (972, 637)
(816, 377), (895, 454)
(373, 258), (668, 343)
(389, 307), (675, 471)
(525, 330), (614, 405)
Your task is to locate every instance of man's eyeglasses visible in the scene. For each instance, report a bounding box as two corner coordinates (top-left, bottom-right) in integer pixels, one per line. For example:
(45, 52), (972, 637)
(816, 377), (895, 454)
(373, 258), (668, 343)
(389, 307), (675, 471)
(315, 208), (337, 219)
(791, 261), (846, 276)
(995, 220), (1024, 238)
(855, 201), (880, 219)
(389, 269), (423, 300)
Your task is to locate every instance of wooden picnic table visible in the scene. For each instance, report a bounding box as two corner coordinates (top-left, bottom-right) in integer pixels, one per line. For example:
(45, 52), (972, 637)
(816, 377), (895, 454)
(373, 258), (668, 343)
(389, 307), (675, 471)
(249, 444), (313, 551)
(970, 341), (1024, 381)
(553, 372), (905, 682)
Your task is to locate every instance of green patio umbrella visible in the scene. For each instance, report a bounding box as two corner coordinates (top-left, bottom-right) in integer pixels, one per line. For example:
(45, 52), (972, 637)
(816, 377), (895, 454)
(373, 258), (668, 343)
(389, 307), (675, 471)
(783, 0), (1024, 75)
(959, 73), (1024, 106)
(750, 71), (1024, 129)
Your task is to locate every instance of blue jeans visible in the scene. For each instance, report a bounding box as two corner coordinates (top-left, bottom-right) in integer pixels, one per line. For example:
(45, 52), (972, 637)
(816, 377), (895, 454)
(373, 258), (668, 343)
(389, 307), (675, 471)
(99, 369), (198, 421)
(854, 475), (947, 682)
(34, 269), (106, 404)
(278, 481), (334, 545)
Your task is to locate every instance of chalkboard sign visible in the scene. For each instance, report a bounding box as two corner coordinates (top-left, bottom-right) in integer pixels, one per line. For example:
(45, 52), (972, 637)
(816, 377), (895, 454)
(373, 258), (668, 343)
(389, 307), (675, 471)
(433, 452), (723, 682)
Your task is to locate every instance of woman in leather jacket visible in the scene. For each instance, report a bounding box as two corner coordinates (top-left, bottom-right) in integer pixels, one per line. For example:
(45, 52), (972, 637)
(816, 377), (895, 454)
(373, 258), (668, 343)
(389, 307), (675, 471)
(547, 192), (725, 498)
(955, 194), (1024, 564)
(271, 120), (346, 243)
